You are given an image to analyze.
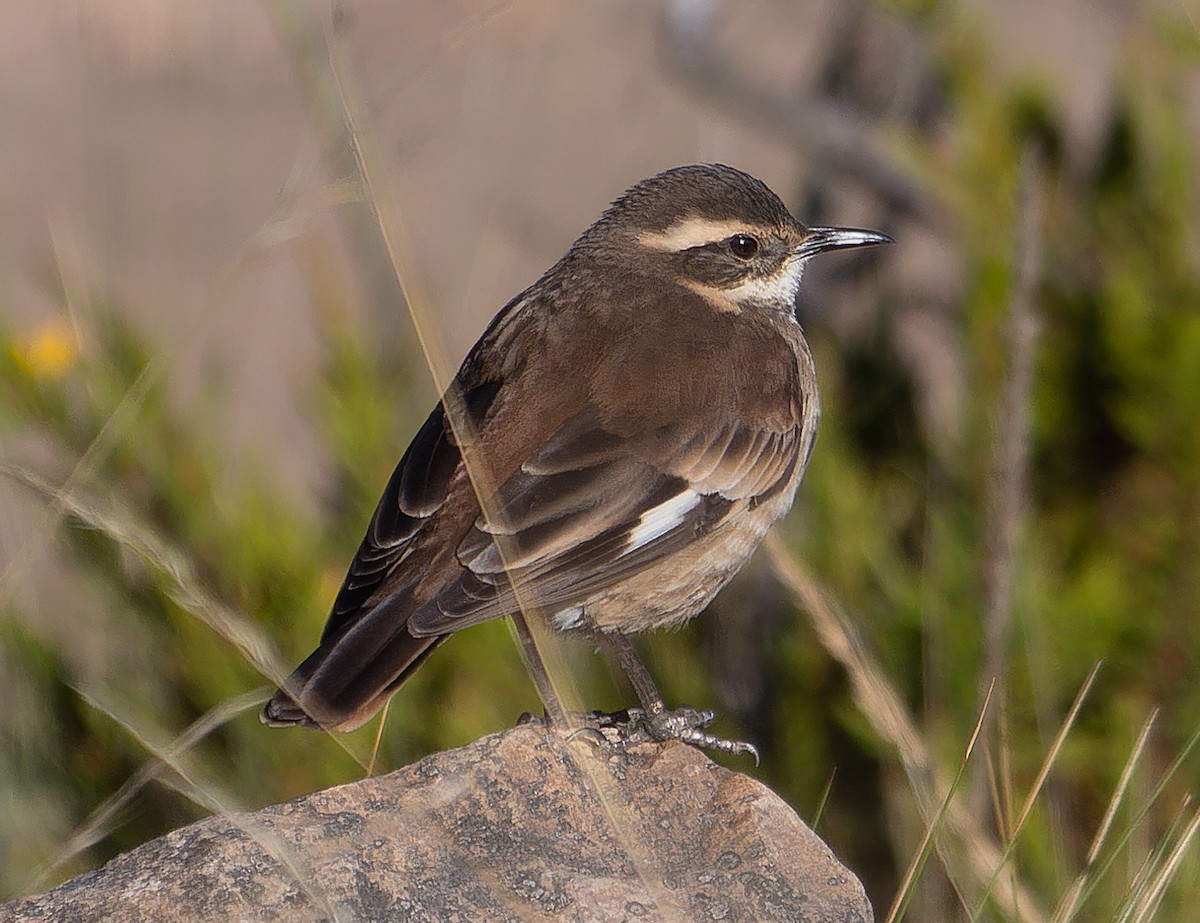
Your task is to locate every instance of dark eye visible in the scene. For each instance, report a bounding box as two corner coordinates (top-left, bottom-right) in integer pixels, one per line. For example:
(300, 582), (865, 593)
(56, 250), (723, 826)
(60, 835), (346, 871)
(728, 234), (759, 259)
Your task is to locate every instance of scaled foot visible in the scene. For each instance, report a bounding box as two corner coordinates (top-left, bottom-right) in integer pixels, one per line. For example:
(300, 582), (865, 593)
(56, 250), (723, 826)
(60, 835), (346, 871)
(562, 706), (759, 764)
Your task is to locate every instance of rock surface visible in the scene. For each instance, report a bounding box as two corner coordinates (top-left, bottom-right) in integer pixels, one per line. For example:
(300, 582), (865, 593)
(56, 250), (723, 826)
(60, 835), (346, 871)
(4, 725), (872, 922)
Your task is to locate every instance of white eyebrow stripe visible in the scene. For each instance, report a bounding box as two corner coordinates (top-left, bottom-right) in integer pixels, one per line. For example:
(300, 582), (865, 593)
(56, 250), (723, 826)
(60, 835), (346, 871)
(624, 489), (701, 554)
(638, 217), (765, 252)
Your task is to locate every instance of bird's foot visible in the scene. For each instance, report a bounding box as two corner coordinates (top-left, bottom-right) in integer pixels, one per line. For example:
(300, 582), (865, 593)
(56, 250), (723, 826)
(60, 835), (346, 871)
(517, 707), (758, 764)
(574, 705), (759, 765)
(625, 705), (760, 765)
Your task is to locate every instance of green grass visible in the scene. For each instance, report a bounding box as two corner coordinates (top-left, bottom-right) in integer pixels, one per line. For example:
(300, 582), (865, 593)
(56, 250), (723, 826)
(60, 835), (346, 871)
(2, 4), (1200, 919)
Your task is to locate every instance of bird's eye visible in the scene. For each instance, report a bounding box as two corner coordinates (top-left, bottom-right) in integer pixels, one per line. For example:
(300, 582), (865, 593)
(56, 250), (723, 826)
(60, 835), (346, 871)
(728, 234), (759, 259)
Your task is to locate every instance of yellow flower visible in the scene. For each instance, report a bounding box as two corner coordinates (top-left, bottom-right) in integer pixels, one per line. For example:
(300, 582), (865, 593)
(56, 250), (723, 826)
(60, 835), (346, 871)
(12, 319), (79, 380)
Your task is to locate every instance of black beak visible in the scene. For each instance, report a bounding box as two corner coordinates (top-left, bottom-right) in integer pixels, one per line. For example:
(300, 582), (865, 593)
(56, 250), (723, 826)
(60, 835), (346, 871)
(793, 226), (894, 260)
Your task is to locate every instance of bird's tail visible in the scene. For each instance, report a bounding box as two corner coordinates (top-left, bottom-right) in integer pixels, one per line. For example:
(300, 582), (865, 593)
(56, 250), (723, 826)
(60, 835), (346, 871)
(261, 620), (447, 731)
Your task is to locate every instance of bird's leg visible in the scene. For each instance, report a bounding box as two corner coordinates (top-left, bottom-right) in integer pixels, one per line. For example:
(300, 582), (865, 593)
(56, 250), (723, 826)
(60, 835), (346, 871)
(603, 631), (666, 713)
(597, 633), (759, 764)
(509, 611), (571, 729)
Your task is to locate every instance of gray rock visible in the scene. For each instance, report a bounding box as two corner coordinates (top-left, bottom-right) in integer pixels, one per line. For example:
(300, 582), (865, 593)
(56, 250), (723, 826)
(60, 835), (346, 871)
(4, 725), (872, 922)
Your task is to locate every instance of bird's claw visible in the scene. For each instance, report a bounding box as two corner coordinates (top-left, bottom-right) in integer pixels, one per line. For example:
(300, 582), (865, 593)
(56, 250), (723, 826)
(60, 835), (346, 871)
(562, 705), (759, 765)
(627, 706), (760, 765)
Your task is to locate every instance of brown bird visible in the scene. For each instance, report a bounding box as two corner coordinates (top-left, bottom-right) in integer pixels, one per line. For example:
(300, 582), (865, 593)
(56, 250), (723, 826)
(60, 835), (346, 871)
(263, 164), (889, 755)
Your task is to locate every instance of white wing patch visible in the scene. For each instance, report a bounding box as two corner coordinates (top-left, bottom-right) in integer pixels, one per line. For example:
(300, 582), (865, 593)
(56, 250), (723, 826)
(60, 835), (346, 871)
(552, 606), (585, 630)
(623, 489), (700, 556)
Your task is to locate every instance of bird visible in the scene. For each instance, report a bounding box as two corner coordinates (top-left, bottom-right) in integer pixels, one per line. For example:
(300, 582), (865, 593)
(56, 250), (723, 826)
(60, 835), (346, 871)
(262, 163), (890, 755)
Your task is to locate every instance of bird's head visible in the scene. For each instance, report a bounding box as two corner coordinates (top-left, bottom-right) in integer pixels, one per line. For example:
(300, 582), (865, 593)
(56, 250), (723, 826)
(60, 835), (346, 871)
(579, 163), (891, 314)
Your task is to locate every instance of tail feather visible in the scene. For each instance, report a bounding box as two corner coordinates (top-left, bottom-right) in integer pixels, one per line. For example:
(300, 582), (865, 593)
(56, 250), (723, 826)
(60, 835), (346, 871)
(261, 611), (447, 731)
(260, 688), (317, 728)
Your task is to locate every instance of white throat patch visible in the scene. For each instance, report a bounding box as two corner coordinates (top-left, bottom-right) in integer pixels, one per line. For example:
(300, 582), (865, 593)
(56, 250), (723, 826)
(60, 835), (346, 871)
(724, 258), (805, 308)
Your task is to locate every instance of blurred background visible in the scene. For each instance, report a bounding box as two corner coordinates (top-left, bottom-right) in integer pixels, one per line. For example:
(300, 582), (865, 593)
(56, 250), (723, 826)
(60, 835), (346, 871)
(2, 1), (1199, 919)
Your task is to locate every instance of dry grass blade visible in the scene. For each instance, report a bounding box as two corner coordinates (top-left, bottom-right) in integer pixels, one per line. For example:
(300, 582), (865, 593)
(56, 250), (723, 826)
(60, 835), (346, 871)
(71, 687), (346, 922)
(1116, 844), (1161, 923)
(30, 690), (266, 890)
(1076, 719), (1200, 919)
(4, 468), (278, 682)
(971, 662), (1101, 920)
(367, 699), (392, 777)
(980, 144), (1043, 690)
(1052, 710), (1158, 923)
(260, 7), (693, 915)
(1012, 662), (1100, 841)
(811, 767), (837, 831)
(984, 726), (1013, 844)
(1129, 802), (1200, 923)
(0, 463), (369, 775)
(1116, 796), (1193, 923)
(764, 532), (1049, 922)
(976, 144), (1043, 816)
(265, 0), (579, 729)
(0, 358), (160, 615)
(885, 680), (994, 923)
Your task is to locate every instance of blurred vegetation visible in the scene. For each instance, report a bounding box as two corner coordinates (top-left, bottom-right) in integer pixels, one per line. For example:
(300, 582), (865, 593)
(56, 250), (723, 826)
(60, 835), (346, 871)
(3, 4), (1200, 921)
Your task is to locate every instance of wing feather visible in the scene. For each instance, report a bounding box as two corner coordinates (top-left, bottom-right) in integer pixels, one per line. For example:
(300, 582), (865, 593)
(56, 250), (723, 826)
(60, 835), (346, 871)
(321, 381), (499, 640)
(406, 405), (799, 636)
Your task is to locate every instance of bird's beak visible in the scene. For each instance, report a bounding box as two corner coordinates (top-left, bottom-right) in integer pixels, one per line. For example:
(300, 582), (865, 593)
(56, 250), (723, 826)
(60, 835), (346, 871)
(793, 226), (893, 260)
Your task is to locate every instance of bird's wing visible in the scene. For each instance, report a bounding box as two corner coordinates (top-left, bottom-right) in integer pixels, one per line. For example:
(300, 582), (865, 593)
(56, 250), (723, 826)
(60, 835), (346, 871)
(261, 377), (502, 729)
(405, 403), (802, 636)
(318, 380), (500, 645)
(266, 286), (809, 730)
